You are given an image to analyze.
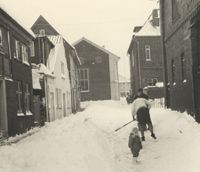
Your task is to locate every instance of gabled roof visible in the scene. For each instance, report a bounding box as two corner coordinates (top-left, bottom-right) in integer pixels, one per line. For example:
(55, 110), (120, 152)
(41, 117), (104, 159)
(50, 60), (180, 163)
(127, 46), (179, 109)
(0, 7), (35, 38)
(31, 15), (59, 35)
(73, 37), (120, 60)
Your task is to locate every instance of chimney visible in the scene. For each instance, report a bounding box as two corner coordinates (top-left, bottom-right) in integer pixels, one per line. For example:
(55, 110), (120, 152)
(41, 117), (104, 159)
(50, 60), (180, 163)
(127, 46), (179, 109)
(151, 9), (160, 27)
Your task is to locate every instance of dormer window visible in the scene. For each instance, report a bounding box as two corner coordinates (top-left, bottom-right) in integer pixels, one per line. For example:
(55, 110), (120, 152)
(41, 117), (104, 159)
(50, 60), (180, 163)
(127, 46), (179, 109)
(0, 28), (3, 46)
(39, 29), (45, 36)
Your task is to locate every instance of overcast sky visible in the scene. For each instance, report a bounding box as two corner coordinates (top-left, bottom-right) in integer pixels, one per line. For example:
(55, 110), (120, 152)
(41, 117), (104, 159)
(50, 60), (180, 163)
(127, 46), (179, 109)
(0, 0), (158, 78)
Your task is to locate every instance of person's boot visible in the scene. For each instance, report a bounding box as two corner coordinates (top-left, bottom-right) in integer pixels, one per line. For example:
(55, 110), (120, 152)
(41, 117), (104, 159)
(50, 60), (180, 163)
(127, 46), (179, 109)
(141, 136), (145, 141)
(151, 133), (157, 139)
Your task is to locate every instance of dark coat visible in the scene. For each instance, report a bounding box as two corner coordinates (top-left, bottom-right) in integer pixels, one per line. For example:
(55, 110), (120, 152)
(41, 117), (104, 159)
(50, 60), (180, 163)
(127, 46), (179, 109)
(128, 134), (142, 157)
(137, 107), (152, 124)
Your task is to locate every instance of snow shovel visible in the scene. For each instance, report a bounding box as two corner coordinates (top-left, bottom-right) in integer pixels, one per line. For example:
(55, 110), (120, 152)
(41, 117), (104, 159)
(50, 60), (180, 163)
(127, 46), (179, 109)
(115, 120), (136, 132)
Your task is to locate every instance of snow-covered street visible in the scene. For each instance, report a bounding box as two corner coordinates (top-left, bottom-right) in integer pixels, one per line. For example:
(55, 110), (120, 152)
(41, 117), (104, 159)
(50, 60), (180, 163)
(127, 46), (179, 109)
(0, 100), (200, 172)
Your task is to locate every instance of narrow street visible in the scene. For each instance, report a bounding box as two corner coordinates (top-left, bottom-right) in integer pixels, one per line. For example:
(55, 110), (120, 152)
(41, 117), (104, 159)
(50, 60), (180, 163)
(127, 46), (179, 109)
(0, 100), (200, 172)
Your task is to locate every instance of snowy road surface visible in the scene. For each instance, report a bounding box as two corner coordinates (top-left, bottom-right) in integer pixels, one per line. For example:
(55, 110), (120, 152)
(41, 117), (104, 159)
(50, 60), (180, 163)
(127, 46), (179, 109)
(0, 100), (200, 172)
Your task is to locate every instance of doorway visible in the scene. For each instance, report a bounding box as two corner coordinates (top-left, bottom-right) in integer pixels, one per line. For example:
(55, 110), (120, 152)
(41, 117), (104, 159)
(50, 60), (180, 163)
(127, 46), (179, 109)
(191, 19), (200, 122)
(0, 80), (7, 138)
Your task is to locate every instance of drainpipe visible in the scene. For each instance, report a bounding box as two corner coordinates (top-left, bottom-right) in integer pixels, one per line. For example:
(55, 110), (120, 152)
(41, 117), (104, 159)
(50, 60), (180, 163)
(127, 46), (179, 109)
(134, 37), (142, 88)
(43, 75), (49, 122)
(160, 1), (169, 108)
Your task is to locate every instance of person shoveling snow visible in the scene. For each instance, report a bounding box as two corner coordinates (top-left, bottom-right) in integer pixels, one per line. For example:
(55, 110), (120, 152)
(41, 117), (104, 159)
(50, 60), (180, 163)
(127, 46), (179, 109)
(131, 95), (157, 141)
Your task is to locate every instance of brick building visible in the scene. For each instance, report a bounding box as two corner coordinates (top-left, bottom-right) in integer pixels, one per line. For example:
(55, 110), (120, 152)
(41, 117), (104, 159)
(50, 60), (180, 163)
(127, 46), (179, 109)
(74, 37), (120, 101)
(0, 8), (35, 137)
(128, 8), (163, 96)
(160, 0), (200, 122)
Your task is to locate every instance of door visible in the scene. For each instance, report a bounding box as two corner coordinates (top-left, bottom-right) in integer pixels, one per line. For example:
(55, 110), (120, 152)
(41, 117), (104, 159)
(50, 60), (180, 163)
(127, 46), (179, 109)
(0, 80), (8, 138)
(63, 93), (66, 117)
(191, 21), (200, 122)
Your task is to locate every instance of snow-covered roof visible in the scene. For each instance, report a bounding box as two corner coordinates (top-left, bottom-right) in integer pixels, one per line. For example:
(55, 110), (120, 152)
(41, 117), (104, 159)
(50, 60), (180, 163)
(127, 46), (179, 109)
(47, 36), (65, 73)
(73, 37), (120, 60)
(48, 35), (63, 45)
(38, 63), (54, 77)
(135, 19), (160, 37)
(48, 35), (81, 65)
(0, 6), (35, 38)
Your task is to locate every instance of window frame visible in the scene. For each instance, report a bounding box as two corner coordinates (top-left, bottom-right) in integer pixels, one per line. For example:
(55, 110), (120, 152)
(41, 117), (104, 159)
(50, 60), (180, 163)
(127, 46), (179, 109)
(24, 83), (31, 114)
(171, 59), (175, 84)
(145, 45), (151, 61)
(181, 55), (186, 82)
(30, 41), (35, 57)
(21, 44), (29, 65)
(39, 29), (45, 36)
(78, 68), (89, 92)
(16, 81), (23, 114)
(0, 27), (3, 46)
(61, 62), (64, 75)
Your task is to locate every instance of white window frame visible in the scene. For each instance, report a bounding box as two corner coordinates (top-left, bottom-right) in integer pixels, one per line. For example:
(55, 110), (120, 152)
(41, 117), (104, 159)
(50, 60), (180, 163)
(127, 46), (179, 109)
(0, 28), (2, 46)
(16, 81), (23, 114)
(78, 68), (89, 92)
(56, 88), (62, 108)
(25, 83), (32, 115)
(22, 44), (29, 65)
(30, 41), (35, 57)
(145, 45), (151, 61)
(39, 29), (45, 36)
(14, 39), (19, 59)
(61, 62), (64, 75)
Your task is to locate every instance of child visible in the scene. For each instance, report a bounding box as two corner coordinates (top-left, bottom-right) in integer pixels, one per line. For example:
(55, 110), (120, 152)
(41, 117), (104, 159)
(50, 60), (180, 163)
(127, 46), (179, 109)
(128, 127), (142, 162)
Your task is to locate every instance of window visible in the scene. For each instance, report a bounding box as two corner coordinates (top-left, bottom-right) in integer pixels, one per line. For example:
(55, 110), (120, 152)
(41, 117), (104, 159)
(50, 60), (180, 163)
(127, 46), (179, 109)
(22, 44), (29, 64)
(15, 40), (21, 60)
(56, 88), (62, 108)
(0, 28), (2, 46)
(145, 45), (151, 61)
(78, 68), (89, 92)
(171, 59), (175, 83)
(39, 29), (45, 36)
(30, 41), (35, 57)
(181, 54), (186, 81)
(16, 81), (23, 113)
(172, 0), (181, 23)
(95, 56), (102, 63)
(25, 83), (31, 113)
(61, 62), (64, 75)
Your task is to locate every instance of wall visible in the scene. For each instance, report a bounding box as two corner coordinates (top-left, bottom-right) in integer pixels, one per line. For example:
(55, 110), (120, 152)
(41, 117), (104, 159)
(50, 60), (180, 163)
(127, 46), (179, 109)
(162, 0), (197, 114)
(109, 53), (120, 100)
(0, 10), (34, 136)
(75, 40), (111, 101)
(130, 36), (163, 95)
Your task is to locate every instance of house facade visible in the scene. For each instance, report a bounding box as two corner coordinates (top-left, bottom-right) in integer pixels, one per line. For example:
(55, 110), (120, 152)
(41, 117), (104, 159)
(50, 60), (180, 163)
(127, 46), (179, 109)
(128, 9), (163, 96)
(31, 16), (81, 124)
(63, 41), (81, 113)
(74, 37), (120, 101)
(0, 8), (34, 137)
(160, 0), (200, 122)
